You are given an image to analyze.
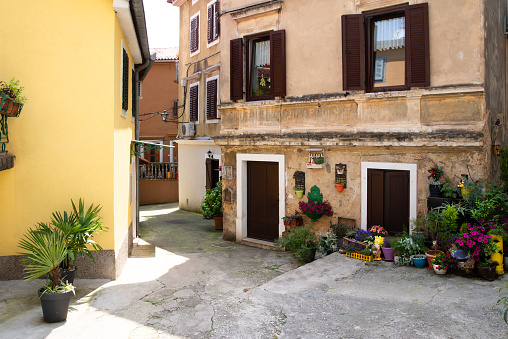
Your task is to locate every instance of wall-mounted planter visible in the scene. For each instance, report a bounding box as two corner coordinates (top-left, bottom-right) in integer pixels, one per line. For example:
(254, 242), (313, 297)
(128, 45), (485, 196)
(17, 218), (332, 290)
(295, 189), (304, 198)
(0, 95), (23, 118)
(306, 148), (325, 168)
(335, 183), (344, 192)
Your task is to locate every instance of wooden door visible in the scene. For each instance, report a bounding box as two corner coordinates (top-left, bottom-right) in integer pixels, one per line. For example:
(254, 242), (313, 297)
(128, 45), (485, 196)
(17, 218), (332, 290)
(247, 161), (279, 241)
(367, 169), (409, 234)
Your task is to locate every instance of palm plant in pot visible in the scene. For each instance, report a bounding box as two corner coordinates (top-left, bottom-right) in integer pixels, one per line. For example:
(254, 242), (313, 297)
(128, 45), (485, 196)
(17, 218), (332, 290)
(18, 224), (75, 323)
(42, 199), (105, 283)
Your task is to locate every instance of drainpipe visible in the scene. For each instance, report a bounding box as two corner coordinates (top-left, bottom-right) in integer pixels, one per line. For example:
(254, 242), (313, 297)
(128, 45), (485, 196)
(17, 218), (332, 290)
(134, 52), (156, 237)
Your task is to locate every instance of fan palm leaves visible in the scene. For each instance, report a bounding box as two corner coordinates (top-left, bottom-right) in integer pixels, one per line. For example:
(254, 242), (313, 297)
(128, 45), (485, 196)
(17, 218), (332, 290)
(18, 224), (67, 289)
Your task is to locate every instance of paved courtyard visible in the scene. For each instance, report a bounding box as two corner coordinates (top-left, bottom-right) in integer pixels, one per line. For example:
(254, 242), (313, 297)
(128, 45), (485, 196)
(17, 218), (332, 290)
(1, 203), (507, 338)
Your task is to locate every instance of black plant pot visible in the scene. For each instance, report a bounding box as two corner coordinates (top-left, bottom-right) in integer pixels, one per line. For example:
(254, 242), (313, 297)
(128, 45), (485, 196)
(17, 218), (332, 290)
(475, 264), (497, 281)
(38, 289), (73, 323)
(60, 267), (77, 284)
(428, 184), (443, 197)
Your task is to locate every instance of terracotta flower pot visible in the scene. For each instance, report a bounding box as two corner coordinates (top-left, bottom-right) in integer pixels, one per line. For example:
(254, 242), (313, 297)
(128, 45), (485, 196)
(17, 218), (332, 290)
(335, 183), (344, 192)
(425, 250), (444, 269)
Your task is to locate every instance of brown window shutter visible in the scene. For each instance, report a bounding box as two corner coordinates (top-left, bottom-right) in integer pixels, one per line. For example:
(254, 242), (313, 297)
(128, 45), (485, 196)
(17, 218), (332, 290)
(172, 100), (178, 118)
(189, 86), (198, 121)
(230, 38), (243, 101)
(191, 16), (199, 53)
(215, 3), (220, 39)
(270, 30), (286, 97)
(207, 79), (217, 119)
(207, 5), (213, 43)
(341, 14), (364, 91)
(406, 3), (429, 87)
(205, 158), (213, 190)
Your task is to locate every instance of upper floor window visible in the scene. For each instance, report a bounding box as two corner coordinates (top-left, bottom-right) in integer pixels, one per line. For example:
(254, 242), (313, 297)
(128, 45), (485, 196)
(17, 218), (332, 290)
(189, 82), (199, 122)
(342, 3), (429, 92)
(190, 12), (200, 56)
(230, 30), (286, 102)
(206, 76), (219, 121)
(207, 0), (220, 47)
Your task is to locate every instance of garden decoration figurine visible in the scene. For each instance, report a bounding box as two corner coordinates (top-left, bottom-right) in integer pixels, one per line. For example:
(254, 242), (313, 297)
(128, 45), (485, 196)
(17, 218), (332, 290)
(373, 236), (384, 260)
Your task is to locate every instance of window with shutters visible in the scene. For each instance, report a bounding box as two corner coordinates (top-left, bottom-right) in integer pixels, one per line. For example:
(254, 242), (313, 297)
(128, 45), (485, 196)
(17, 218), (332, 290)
(230, 30), (286, 102)
(131, 69), (136, 121)
(207, 0), (219, 47)
(122, 47), (129, 116)
(190, 12), (200, 56)
(189, 82), (199, 122)
(342, 3), (429, 93)
(206, 76), (219, 122)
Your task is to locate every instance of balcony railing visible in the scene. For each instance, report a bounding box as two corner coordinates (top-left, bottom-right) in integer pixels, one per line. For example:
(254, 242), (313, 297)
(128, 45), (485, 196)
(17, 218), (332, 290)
(139, 162), (178, 180)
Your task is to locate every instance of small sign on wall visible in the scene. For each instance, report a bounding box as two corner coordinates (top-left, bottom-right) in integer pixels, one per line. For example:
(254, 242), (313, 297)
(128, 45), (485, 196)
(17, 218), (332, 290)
(223, 166), (234, 180)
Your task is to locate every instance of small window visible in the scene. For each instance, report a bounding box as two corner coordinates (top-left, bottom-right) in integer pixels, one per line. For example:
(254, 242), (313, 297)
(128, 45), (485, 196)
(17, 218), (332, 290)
(230, 30), (285, 102)
(189, 83), (199, 122)
(342, 3), (429, 92)
(122, 48), (129, 111)
(190, 12), (200, 56)
(207, 0), (220, 46)
(206, 77), (218, 121)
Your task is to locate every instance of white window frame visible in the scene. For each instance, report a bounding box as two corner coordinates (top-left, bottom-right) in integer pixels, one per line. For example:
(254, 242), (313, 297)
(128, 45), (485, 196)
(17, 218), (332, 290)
(121, 40), (128, 118)
(189, 81), (200, 125)
(360, 162), (417, 232)
(190, 11), (200, 57)
(207, 0), (219, 48)
(206, 75), (219, 123)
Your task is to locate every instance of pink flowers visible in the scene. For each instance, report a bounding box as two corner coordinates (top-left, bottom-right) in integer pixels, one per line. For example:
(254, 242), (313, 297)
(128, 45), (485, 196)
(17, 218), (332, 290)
(455, 222), (494, 261)
(298, 200), (333, 216)
(369, 225), (389, 237)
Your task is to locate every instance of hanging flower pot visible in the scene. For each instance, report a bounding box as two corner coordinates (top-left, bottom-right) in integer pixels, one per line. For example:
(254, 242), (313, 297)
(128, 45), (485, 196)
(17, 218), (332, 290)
(0, 95), (23, 117)
(335, 183), (344, 192)
(295, 189), (304, 198)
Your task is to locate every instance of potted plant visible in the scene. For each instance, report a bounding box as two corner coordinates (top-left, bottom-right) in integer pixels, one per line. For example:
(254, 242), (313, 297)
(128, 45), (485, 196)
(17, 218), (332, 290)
(298, 199), (333, 222)
(43, 199), (106, 283)
(318, 230), (337, 256)
(275, 225), (319, 264)
(488, 227), (507, 275)
(427, 165), (444, 197)
(394, 234), (428, 266)
(200, 182), (223, 230)
(0, 78), (27, 117)
(282, 212), (304, 229)
(313, 157), (325, 165)
(431, 252), (457, 275)
(18, 224), (75, 323)
(334, 180), (344, 192)
(381, 237), (394, 261)
(294, 187), (304, 198)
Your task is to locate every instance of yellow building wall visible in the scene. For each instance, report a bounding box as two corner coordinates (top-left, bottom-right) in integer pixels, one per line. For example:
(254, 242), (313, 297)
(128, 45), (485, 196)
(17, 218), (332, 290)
(0, 0), (134, 258)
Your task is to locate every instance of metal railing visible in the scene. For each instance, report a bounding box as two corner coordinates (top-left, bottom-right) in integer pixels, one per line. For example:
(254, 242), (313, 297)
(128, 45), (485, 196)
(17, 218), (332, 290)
(139, 162), (178, 180)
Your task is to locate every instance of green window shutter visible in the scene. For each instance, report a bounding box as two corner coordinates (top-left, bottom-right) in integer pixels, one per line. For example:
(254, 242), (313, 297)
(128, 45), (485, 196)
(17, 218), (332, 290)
(131, 70), (136, 119)
(122, 49), (129, 110)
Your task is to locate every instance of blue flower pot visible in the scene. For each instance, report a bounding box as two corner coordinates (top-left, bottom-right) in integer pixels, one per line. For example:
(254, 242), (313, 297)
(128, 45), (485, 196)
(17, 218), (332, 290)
(412, 256), (427, 268)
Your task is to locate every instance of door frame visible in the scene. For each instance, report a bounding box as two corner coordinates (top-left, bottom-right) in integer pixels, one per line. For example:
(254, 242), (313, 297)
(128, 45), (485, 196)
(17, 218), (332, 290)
(361, 162), (417, 232)
(236, 153), (285, 242)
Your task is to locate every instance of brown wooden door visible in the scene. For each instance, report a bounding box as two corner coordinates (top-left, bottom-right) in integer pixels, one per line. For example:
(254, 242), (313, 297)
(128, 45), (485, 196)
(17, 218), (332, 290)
(367, 169), (409, 234)
(247, 161), (279, 241)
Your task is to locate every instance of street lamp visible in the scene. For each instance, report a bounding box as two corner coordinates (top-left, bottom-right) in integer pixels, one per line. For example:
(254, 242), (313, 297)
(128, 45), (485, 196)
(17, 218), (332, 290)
(161, 110), (169, 122)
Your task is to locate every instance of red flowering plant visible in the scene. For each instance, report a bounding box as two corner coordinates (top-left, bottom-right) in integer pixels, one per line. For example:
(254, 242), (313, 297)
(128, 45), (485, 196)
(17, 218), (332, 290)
(369, 225), (389, 237)
(454, 221), (497, 262)
(427, 166), (444, 183)
(298, 200), (333, 217)
(430, 252), (457, 271)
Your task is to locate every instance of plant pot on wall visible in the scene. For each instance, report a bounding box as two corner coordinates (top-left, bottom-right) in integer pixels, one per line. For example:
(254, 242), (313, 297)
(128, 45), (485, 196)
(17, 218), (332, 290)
(335, 183), (344, 192)
(295, 190), (304, 198)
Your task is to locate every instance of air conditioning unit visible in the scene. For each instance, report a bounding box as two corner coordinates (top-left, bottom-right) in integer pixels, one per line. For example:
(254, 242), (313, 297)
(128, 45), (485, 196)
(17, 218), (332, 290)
(182, 122), (195, 137)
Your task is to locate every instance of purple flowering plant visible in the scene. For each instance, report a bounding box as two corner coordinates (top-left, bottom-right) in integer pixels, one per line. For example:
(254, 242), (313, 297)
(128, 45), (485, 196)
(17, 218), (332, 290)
(354, 229), (373, 243)
(454, 220), (496, 262)
(298, 200), (333, 216)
